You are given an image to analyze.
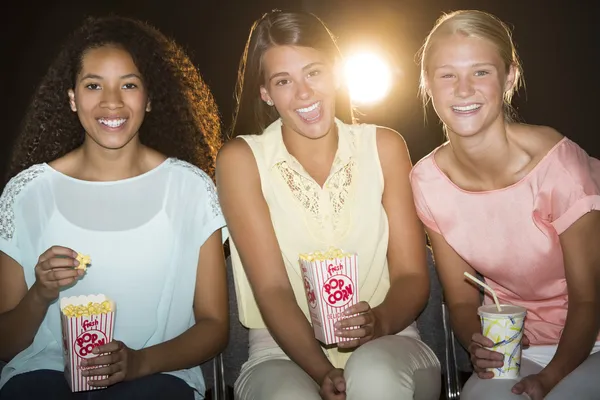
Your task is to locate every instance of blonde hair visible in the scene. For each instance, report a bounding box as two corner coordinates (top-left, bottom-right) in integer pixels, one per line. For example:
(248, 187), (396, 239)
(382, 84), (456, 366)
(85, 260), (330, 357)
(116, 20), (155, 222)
(417, 10), (524, 120)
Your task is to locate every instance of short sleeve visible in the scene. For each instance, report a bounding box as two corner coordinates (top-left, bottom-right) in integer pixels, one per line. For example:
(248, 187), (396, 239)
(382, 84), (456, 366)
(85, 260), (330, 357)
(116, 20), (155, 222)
(409, 167), (441, 234)
(194, 174), (228, 246)
(169, 160), (228, 247)
(546, 141), (600, 234)
(0, 165), (46, 265)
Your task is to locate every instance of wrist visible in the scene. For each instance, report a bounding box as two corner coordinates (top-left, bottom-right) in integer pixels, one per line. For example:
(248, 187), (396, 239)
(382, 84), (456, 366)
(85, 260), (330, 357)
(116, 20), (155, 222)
(29, 283), (52, 307)
(312, 361), (336, 386)
(134, 348), (154, 379)
(537, 367), (564, 388)
(371, 305), (389, 336)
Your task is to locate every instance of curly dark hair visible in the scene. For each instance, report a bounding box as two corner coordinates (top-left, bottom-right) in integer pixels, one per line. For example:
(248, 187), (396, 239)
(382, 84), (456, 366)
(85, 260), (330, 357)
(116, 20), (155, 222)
(6, 15), (221, 183)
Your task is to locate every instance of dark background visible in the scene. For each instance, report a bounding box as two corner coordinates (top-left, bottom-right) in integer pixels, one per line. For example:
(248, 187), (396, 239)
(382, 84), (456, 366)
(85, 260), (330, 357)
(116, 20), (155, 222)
(1, 0), (597, 188)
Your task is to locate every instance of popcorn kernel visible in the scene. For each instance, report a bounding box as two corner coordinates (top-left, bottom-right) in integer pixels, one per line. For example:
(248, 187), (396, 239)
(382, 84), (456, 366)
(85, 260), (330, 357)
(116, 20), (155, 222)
(75, 253), (91, 271)
(61, 301), (112, 318)
(299, 247), (349, 262)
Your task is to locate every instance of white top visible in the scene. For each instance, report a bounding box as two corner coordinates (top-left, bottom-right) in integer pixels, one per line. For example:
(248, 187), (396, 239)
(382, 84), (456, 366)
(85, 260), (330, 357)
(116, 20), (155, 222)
(0, 158), (227, 398)
(230, 118), (419, 368)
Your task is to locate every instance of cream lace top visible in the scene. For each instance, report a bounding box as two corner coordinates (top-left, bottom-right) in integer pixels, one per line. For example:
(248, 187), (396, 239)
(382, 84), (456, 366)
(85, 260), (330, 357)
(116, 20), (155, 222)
(229, 118), (418, 366)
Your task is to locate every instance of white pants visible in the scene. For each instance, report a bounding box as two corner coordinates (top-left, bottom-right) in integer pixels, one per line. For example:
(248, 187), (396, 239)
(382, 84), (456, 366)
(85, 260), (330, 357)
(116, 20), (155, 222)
(234, 329), (441, 400)
(461, 343), (600, 400)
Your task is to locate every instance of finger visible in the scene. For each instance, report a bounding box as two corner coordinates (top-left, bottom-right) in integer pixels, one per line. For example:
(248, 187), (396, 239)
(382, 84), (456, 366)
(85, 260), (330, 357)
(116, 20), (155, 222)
(55, 276), (82, 287)
(332, 374), (346, 393)
(476, 370), (495, 379)
(337, 338), (360, 349)
(335, 314), (369, 329)
(39, 257), (79, 271)
(88, 371), (125, 387)
(93, 341), (123, 355)
(472, 333), (494, 347)
(474, 347), (504, 361)
(336, 325), (371, 339)
(82, 362), (120, 377)
(512, 380), (526, 394)
(81, 352), (121, 368)
(321, 377), (335, 395)
(46, 268), (82, 282)
(475, 358), (504, 370)
(39, 246), (78, 263)
(343, 301), (370, 315)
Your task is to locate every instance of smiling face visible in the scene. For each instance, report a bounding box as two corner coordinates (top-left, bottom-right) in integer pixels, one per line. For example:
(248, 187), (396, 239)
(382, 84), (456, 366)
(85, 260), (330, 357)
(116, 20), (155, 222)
(259, 45), (339, 140)
(68, 45), (150, 151)
(425, 34), (515, 138)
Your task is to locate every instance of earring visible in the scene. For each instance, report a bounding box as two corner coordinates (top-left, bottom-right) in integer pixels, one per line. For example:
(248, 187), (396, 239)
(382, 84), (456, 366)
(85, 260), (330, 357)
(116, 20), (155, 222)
(266, 100), (274, 106)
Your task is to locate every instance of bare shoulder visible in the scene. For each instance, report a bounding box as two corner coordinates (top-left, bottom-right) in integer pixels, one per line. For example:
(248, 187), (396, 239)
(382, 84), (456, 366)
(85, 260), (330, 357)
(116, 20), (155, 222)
(375, 126), (410, 163)
(510, 123), (564, 158)
(430, 140), (452, 171)
(216, 138), (255, 169)
(216, 138), (260, 185)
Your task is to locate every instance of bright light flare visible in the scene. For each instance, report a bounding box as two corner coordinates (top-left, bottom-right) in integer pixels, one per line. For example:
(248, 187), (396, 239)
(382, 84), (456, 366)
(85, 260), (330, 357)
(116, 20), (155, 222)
(343, 52), (392, 104)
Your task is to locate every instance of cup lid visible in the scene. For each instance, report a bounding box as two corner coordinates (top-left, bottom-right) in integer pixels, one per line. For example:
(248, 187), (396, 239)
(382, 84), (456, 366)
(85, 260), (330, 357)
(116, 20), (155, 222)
(478, 304), (526, 318)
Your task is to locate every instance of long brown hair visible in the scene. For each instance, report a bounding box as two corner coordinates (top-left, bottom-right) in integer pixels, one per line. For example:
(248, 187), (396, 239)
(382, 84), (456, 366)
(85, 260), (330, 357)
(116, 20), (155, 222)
(230, 10), (354, 138)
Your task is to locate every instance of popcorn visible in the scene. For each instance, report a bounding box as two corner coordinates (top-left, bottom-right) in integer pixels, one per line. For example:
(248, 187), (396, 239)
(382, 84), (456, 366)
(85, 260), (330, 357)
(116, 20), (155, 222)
(299, 247), (352, 262)
(61, 301), (112, 318)
(60, 294), (116, 392)
(75, 253), (91, 271)
(299, 247), (359, 345)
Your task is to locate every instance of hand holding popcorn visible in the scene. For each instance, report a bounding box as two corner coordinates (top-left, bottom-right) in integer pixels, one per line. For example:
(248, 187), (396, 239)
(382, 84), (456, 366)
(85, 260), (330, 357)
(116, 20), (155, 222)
(32, 246), (84, 303)
(334, 301), (382, 349)
(81, 340), (143, 387)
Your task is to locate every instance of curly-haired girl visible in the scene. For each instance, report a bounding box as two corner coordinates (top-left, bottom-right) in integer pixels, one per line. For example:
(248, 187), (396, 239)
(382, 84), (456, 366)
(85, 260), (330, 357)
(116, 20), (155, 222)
(0, 15), (228, 400)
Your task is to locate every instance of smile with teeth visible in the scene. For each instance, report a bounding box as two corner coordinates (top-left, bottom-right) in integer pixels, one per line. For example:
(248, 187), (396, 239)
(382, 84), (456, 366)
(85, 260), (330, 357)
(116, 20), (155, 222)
(452, 104), (481, 112)
(98, 118), (127, 128)
(295, 101), (321, 122)
(296, 101), (320, 113)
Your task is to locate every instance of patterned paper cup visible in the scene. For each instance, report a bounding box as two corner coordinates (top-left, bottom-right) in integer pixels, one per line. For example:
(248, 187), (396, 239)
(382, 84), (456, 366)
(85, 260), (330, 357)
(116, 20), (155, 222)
(299, 248), (359, 345)
(60, 294), (116, 391)
(478, 304), (527, 379)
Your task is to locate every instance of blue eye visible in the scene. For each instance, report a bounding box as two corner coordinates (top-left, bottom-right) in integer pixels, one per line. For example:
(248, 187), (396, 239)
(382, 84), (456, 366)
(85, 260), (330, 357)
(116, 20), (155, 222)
(475, 70), (490, 76)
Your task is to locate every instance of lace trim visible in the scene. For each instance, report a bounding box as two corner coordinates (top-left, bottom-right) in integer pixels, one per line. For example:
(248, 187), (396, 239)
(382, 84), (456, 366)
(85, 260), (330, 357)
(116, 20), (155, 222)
(276, 162), (321, 217)
(0, 164), (47, 241)
(168, 159), (222, 218)
(328, 160), (354, 217)
(276, 159), (355, 228)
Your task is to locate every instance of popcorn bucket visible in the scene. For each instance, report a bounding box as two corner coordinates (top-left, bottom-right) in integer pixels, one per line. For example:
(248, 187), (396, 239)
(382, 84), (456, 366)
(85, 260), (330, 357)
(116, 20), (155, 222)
(299, 248), (359, 345)
(60, 294), (115, 391)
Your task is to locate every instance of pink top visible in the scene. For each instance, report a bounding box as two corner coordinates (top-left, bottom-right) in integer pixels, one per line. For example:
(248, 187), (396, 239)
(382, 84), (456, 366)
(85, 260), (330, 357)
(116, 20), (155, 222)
(410, 138), (600, 345)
